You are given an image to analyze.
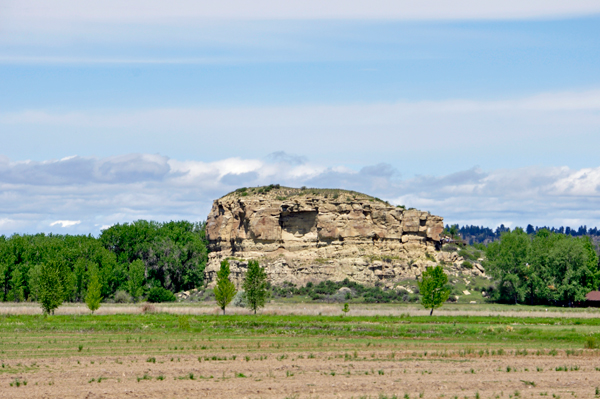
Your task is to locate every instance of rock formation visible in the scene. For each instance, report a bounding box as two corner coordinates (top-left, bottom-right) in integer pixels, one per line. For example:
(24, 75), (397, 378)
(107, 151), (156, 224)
(205, 186), (446, 288)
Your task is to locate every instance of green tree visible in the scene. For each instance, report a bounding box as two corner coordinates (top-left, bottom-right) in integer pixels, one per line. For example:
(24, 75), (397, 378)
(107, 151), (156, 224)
(418, 265), (451, 316)
(484, 229), (530, 304)
(38, 261), (63, 315)
(147, 287), (176, 303)
(342, 302), (350, 316)
(7, 267), (24, 302)
(100, 220), (208, 293)
(0, 221), (206, 302)
(486, 229), (599, 306)
(525, 229), (560, 304)
(27, 264), (43, 302)
(443, 224), (460, 239)
(549, 237), (596, 305)
(85, 266), (103, 314)
(214, 260), (237, 315)
(73, 258), (88, 302)
(127, 260), (145, 302)
(582, 236), (600, 291)
(242, 260), (268, 314)
(0, 262), (6, 301)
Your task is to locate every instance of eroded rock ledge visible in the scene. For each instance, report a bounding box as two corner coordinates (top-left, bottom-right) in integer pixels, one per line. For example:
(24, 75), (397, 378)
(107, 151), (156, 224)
(205, 187), (444, 288)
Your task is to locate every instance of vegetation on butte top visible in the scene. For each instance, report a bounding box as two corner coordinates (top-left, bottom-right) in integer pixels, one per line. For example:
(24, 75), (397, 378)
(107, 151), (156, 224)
(223, 184), (397, 206)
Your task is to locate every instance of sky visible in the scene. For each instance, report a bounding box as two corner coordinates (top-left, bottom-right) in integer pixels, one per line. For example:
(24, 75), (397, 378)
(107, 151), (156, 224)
(1, 0), (600, 235)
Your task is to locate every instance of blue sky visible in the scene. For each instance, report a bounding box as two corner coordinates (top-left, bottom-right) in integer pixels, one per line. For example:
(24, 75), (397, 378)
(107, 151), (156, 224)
(1, 0), (600, 234)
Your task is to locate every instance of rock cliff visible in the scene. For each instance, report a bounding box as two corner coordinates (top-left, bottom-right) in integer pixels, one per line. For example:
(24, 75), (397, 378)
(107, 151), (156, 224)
(205, 186), (445, 288)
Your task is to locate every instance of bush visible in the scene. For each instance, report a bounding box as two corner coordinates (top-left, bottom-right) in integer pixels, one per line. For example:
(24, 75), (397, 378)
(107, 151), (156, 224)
(458, 249), (475, 260)
(462, 260), (473, 269)
(113, 290), (133, 303)
(178, 315), (190, 330)
(272, 281), (297, 298)
(443, 245), (458, 252)
(282, 278), (408, 304)
(147, 287), (176, 303)
(585, 336), (598, 349)
(140, 303), (156, 313)
(232, 291), (246, 307)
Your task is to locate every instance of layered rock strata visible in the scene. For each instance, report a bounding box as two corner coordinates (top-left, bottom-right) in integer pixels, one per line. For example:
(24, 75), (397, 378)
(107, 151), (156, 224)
(205, 187), (445, 288)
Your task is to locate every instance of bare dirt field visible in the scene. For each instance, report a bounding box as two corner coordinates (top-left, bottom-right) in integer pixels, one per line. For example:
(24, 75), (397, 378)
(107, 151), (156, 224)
(2, 303), (600, 398)
(2, 342), (600, 398)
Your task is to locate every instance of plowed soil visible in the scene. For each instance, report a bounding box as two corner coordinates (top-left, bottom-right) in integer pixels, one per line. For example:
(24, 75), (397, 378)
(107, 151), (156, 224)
(2, 349), (599, 398)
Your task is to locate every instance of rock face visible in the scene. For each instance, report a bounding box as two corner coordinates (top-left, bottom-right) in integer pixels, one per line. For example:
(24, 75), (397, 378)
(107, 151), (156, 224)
(205, 187), (444, 288)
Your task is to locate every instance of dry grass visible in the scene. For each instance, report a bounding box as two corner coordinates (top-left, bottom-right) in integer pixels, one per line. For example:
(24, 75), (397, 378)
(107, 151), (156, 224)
(1, 301), (600, 318)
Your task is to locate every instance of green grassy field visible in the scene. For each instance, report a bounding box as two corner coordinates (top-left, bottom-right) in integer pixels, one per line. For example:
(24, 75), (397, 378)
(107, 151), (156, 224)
(1, 312), (599, 360)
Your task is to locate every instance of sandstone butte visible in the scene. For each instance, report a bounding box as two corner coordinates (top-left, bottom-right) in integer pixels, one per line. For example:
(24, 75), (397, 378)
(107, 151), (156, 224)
(203, 186), (484, 289)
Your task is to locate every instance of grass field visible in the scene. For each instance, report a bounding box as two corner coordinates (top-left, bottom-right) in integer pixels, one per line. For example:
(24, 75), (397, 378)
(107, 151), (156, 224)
(1, 303), (600, 398)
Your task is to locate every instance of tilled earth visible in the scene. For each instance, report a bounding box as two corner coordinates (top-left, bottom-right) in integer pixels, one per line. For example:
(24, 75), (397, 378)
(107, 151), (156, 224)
(1, 350), (599, 398)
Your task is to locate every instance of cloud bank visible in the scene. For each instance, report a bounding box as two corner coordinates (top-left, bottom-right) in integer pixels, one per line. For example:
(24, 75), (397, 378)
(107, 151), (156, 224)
(1, 152), (599, 236)
(2, 1), (599, 66)
(5, 0), (600, 23)
(3, 88), (600, 174)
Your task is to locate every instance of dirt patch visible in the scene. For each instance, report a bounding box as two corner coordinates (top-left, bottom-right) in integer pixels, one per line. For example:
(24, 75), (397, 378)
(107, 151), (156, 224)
(2, 350), (599, 398)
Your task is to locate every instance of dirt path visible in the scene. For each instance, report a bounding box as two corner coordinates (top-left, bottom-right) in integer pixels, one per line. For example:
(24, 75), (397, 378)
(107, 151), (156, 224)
(2, 350), (599, 398)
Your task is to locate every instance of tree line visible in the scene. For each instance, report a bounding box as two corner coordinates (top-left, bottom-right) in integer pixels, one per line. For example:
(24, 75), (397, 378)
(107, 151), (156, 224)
(484, 229), (600, 306)
(2, 218), (599, 311)
(445, 224), (600, 244)
(0, 220), (208, 305)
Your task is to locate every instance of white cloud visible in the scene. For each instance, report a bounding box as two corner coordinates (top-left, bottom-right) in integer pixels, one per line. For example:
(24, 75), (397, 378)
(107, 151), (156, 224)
(0, 218), (18, 230)
(0, 55), (236, 65)
(50, 220), (81, 228)
(1, 1), (598, 66)
(4, 89), (599, 128)
(1, 152), (600, 235)
(551, 168), (600, 196)
(390, 166), (600, 228)
(4, 0), (600, 22)
(2, 89), (599, 174)
(0, 1), (597, 67)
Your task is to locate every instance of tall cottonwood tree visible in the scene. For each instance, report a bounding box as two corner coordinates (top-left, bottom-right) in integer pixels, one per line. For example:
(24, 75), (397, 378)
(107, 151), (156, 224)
(8, 268), (24, 302)
(242, 260), (268, 314)
(418, 265), (451, 316)
(85, 266), (103, 314)
(484, 228), (530, 304)
(38, 261), (63, 315)
(0, 263), (6, 301)
(214, 260), (237, 315)
(127, 260), (145, 302)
